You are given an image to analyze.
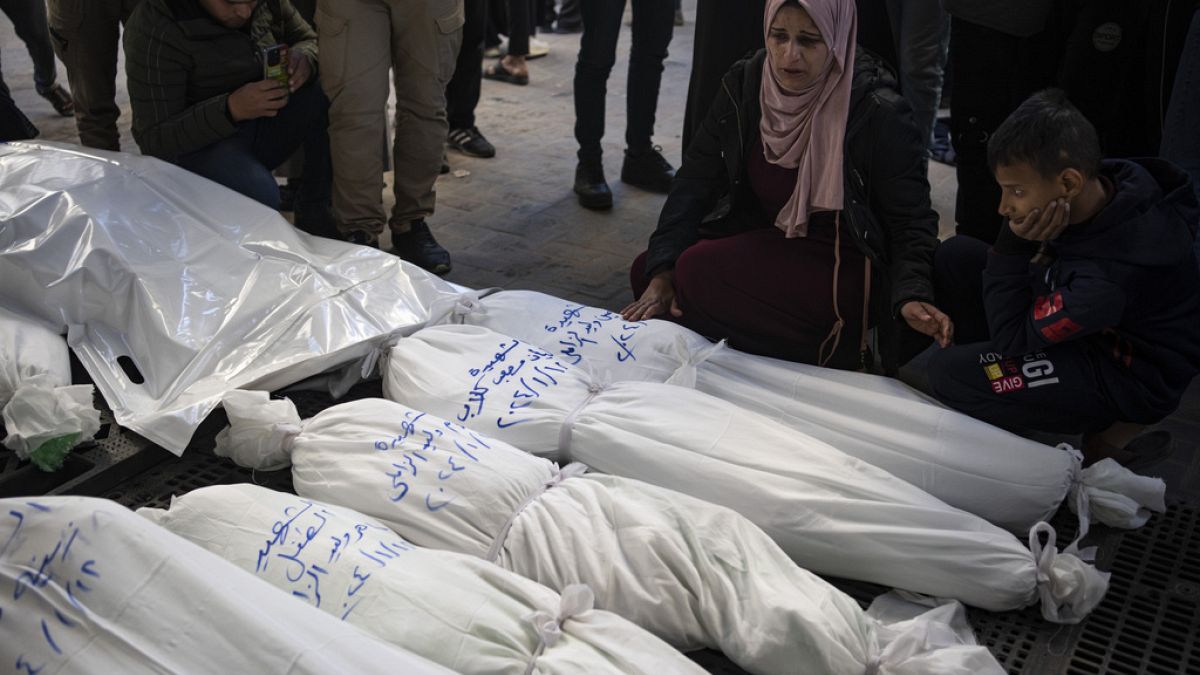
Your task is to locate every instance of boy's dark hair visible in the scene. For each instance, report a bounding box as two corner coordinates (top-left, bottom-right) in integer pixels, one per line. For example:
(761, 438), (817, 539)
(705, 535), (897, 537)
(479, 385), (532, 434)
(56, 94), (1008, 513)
(987, 88), (1102, 180)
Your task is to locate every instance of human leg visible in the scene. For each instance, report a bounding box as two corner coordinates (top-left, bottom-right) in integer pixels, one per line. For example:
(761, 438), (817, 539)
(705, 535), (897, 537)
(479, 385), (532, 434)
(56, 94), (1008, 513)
(619, 0), (675, 193)
(317, 0), (392, 241)
(46, 0), (125, 148)
(926, 341), (1121, 435)
(932, 234), (991, 344)
(885, 0), (949, 150)
(387, 0), (463, 274)
(624, 0), (673, 154)
(573, 0), (624, 163)
(0, 0), (72, 116)
(176, 130), (281, 209)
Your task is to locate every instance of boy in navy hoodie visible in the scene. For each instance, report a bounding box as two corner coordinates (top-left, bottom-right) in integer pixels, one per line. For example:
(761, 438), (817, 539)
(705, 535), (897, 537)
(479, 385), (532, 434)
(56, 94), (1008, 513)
(928, 89), (1200, 465)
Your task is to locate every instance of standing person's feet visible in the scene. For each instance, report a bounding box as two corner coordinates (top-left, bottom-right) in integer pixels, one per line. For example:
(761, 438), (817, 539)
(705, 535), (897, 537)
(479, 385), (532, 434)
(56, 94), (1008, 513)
(392, 219), (452, 275)
(484, 55), (530, 85)
(447, 127), (496, 158)
(674, 8), (685, 25)
(38, 84), (74, 117)
(574, 160), (613, 210)
(620, 146), (675, 193)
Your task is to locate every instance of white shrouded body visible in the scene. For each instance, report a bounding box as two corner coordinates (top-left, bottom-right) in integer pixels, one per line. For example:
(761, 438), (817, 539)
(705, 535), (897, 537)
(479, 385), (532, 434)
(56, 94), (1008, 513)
(0, 496), (452, 675)
(443, 289), (1164, 534)
(141, 483), (705, 675)
(383, 324), (1110, 622)
(214, 391), (1005, 675)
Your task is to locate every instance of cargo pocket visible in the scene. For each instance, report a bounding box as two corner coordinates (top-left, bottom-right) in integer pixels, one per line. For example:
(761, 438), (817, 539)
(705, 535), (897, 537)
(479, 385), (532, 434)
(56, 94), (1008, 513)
(48, 0), (85, 31)
(314, 4), (349, 88)
(434, 0), (465, 34)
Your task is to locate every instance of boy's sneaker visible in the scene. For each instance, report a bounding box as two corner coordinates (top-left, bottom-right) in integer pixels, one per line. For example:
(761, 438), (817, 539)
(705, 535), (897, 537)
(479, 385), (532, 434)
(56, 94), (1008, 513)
(447, 127), (496, 158)
(392, 219), (452, 275)
(621, 146), (675, 193)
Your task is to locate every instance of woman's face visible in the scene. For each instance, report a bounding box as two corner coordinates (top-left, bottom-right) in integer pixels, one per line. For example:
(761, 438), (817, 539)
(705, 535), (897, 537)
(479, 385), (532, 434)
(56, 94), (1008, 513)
(767, 5), (829, 92)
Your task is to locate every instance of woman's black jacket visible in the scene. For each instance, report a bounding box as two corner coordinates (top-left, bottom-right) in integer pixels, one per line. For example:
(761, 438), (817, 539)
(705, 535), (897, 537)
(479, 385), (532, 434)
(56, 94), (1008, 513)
(644, 48), (939, 372)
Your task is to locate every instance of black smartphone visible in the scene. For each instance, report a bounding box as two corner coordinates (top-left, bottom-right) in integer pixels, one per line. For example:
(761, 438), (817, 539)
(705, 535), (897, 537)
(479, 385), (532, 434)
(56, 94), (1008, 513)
(263, 43), (290, 88)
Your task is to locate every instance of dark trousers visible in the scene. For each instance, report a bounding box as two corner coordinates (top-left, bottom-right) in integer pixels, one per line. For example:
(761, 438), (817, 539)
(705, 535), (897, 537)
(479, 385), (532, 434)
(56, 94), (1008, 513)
(681, 0), (764, 153)
(47, 0), (141, 151)
(949, 16), (1056, 243)
(0, 73), (37, 141)
(177, 79), (331, 213)
(1, 0), (60, 94)
(927, 235), (1122, 434)
(447, 0), (487, 130)
(574, 0), (674, 162)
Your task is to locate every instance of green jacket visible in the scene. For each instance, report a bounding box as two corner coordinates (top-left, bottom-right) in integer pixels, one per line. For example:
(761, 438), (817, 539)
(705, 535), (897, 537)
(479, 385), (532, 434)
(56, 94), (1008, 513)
(123, 0), (318, 161)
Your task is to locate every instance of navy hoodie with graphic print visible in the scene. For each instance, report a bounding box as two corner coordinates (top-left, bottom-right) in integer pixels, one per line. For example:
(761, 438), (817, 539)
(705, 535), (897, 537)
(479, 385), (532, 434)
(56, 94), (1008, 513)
(983, 158), (1200, 423)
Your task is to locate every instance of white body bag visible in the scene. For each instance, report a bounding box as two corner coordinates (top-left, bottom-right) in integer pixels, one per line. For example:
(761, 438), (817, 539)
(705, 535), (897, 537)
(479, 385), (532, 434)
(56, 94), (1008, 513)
(0, 496), (451, 674)
(142, 483), (705, 675)
(440, 289), (1165, 535)
(214, 390), (1004, 675)
(382, 324), (1110, 622)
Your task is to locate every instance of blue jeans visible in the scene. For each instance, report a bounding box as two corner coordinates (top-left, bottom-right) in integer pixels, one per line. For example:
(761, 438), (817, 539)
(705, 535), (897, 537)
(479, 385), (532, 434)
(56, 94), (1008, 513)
(1161, 9), (1200, 268)
(177, 77), (331, 214)
(573, 0), (674, 162)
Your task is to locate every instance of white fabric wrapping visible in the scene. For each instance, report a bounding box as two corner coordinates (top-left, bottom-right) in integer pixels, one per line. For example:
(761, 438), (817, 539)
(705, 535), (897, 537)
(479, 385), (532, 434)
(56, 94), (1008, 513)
(383, 324), (1111, 622)
(0, 141), (459, 453)
(0, 496), (451, 675)
(0, 306), (71, 407)
(0, 307), (100, 463)
(214, 391), (1004, 675)
(445, 290), (1165, 534)
(141, 483), (703, 675)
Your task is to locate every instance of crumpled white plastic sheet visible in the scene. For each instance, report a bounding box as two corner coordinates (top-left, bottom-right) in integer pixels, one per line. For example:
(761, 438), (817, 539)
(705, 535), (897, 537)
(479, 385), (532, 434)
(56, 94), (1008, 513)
(212, 390), (1005, 675)
(0, 306), (100, 467)
(0, 496), (453, 675)
(382, 324), (1112, 622)
(435, 289), (1166, 535)
(0, 141), (458, 453)
(141, 483), (706, 675)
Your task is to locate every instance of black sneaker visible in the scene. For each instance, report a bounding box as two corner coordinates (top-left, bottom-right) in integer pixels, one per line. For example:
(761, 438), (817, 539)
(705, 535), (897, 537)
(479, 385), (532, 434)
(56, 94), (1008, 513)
(621, 146), (675, 193)
(574, 160), (613, 210)
(343, 230), (379, 248)
(392, 219), (452, 275)
(293, 204), (339, 239)
(447, 126), (496, 158)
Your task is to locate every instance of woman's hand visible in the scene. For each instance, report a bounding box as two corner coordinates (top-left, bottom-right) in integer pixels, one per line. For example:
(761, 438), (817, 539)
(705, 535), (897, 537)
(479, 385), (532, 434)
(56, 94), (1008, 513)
(901, 300), (954, 348)
(621, 271), (682, 321)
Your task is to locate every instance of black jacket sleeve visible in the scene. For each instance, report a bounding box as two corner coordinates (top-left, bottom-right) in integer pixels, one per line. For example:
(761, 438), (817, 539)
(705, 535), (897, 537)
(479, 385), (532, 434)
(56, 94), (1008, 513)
(643, 78), (736, 278)
(983, 251), (1126, 355)
(864, 95), (939, 315)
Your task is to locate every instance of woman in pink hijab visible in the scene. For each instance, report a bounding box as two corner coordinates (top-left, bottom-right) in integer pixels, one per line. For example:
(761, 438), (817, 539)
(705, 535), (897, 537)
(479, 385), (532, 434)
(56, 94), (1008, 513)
(623, 0), (950, 373)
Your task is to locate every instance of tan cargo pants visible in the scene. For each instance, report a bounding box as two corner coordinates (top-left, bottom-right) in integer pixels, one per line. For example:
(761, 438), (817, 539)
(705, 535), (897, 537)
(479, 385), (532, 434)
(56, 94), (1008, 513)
(316, 0), (464, 237)
(47, 0), (140, 151)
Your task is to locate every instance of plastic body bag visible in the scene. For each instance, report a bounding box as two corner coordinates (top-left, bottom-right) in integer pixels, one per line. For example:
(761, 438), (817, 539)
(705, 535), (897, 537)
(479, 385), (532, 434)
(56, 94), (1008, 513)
(0, 496), (452, 675)
(439, 290), (1165, 534)
(213, 390), (1005, 675)
(382, 324), (1111, 622)
(141, 483), (704, 675)
(0, 141), (457, 453)
(0, 306), (100, 469)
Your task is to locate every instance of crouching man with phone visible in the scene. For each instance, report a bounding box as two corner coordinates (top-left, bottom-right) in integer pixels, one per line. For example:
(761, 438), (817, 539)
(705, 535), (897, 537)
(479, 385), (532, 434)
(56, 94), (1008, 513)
(124, 0), (334, 234)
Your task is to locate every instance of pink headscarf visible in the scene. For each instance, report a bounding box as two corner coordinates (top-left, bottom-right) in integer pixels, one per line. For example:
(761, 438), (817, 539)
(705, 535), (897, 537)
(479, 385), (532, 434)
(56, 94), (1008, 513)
(759, 0), (857, 238)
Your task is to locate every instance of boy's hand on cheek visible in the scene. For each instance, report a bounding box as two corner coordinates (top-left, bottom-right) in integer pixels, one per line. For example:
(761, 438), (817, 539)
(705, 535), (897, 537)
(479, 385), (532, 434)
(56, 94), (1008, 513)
(1010, 198), (1070, 242)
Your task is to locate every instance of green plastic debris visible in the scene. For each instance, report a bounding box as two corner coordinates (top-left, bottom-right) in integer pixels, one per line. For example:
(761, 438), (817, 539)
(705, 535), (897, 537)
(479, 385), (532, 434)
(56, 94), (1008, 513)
(29, 432), (80, 472)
